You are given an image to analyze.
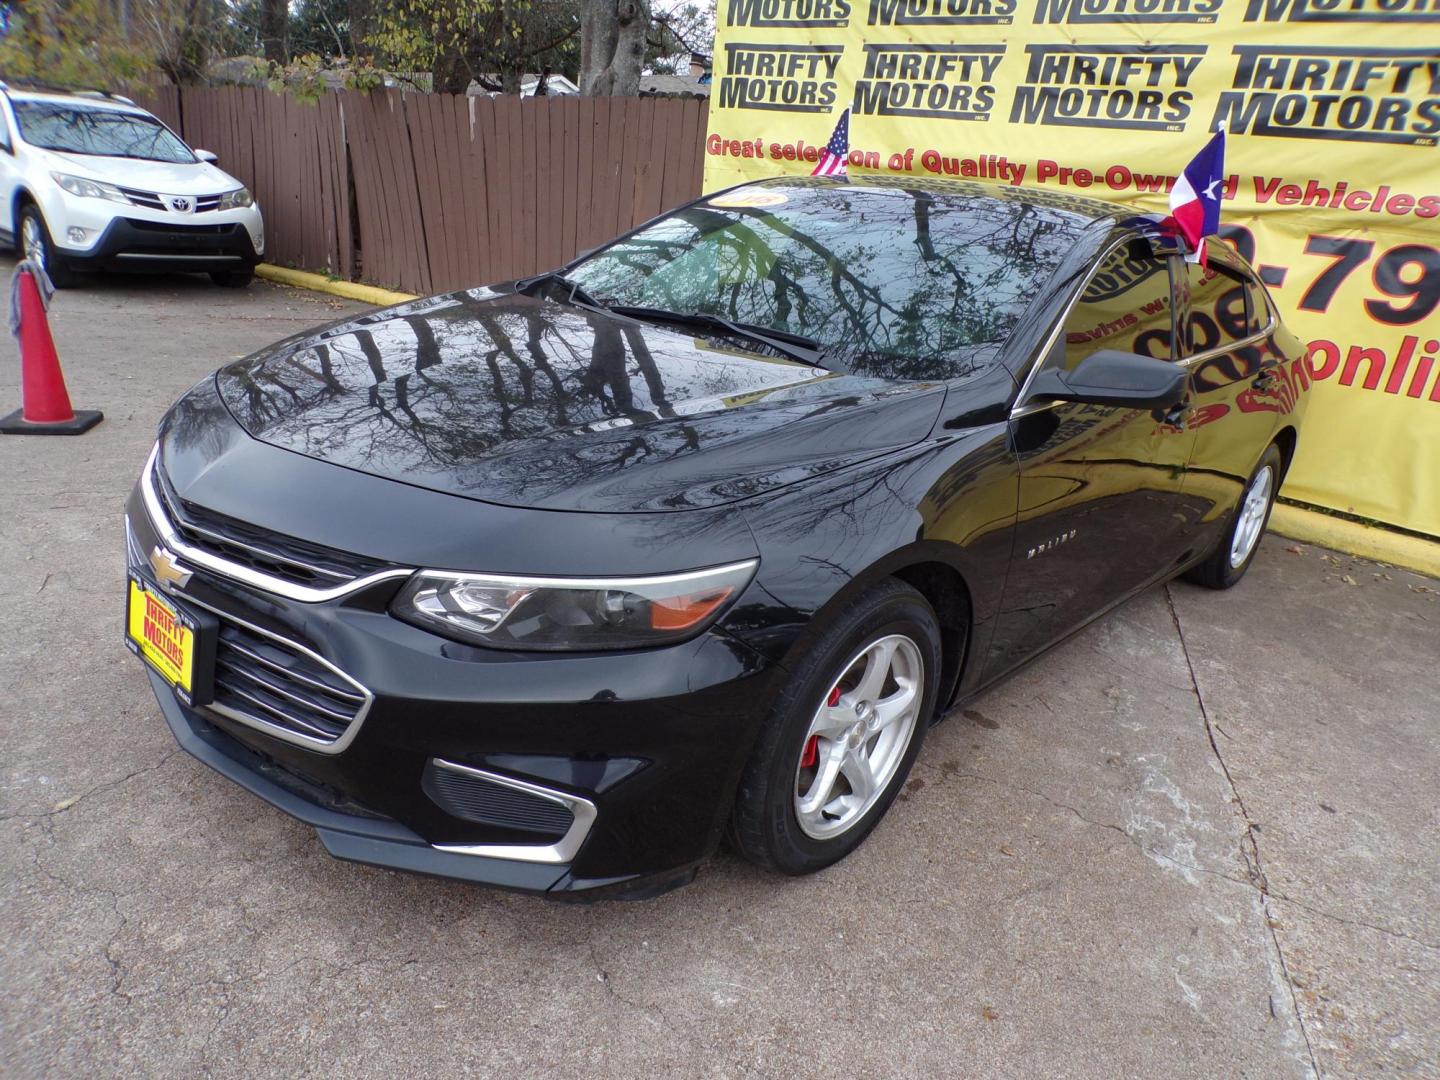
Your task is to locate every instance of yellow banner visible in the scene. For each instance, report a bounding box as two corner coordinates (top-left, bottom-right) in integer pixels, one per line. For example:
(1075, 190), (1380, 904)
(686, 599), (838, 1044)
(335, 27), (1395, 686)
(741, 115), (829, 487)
(703, 0), (1440, 537)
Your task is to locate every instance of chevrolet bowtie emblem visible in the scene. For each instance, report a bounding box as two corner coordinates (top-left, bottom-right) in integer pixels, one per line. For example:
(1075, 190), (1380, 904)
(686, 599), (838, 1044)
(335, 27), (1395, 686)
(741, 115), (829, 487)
(149, 545), (193, 591)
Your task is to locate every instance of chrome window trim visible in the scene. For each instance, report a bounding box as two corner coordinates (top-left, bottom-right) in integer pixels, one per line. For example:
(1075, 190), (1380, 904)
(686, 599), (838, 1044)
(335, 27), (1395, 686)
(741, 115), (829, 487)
(1175, 316), (1276, 369)
(178, 589), (375, 755)
(140, 443), (413, 603)
(428, 759), (598, 865)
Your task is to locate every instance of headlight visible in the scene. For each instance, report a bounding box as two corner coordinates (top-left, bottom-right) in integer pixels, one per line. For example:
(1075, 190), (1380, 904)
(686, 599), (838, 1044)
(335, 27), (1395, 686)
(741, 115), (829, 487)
(216, 187), (253, 210)
(51, 172), (127, 202)
(391, 560), (758, 651)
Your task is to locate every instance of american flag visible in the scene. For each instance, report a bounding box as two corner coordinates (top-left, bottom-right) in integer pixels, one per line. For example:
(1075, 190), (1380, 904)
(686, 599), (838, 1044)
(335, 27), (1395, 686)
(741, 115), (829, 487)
(811, 109), (850, 177)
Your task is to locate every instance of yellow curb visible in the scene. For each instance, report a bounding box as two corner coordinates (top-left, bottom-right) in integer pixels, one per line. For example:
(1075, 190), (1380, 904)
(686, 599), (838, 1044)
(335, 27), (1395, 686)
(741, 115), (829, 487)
(1270, 503), (1440, 579)
(255, 264), (417, 306)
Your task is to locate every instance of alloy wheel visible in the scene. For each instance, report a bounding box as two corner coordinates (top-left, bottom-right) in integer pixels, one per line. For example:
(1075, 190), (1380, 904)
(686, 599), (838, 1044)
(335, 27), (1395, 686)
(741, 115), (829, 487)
(1229, 465), (1274, 568)
(20, 214), (46, 272)
(793, 633), (924, 841)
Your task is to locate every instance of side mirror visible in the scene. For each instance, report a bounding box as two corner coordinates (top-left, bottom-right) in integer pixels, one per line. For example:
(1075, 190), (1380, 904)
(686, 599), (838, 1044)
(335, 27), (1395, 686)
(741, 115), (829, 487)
(195, 149), (219, 164)
(1027, 349), (1188, 411)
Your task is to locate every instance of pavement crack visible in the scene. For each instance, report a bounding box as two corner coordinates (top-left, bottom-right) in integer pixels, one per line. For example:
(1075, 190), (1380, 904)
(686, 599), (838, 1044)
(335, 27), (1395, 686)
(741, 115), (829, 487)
(940, 765), (1255, 888)
(1165, 584), (1320, 1080)
(1, 750), (180, 821)
(1265, 890), (1440, 952)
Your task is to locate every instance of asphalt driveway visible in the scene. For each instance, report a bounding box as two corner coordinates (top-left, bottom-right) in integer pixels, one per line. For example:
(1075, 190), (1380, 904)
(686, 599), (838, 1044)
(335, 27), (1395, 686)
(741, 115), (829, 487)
(2, 262), (1436, 1079)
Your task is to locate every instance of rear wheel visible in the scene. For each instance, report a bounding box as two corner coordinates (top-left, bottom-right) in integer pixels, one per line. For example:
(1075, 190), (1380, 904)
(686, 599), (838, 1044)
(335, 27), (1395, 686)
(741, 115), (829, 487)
(18, 205), (78, 288)
(729, 579), (941, 875)
(1183, 444), (1283, 590)
(209, 269), (254, 288)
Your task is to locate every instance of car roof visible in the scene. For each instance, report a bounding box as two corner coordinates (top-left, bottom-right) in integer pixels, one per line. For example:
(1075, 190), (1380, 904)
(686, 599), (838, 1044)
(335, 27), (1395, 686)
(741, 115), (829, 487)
(2, 87), (146, 115)
(734, 175), (1180, 254)
(741, 174), (1162, 226)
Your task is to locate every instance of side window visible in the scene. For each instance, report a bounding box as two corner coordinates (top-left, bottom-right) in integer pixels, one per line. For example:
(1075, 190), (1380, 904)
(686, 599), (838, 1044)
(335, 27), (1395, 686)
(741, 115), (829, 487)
(1058, 241), (1175, 371)
(1186, 256), (1253, 354)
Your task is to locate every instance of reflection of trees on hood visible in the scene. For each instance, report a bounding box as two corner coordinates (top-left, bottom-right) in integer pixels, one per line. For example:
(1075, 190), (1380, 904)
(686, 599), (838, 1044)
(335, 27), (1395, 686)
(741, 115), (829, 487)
(214, 291), (869, 506)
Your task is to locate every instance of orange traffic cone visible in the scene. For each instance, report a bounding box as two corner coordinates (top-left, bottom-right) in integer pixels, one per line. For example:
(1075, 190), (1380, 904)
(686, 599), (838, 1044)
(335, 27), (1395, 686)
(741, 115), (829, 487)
(0, 260), (102, 434)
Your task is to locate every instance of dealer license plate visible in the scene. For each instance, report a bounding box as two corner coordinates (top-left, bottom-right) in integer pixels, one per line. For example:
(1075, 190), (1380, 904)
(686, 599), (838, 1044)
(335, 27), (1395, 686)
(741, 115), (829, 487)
(125, 575), (211, 705)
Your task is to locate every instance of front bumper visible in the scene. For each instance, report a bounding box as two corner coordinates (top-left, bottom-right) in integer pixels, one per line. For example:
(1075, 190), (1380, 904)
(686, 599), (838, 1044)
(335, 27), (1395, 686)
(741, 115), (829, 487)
(125, 483), (782, 899)
(63, 216), (260, 273)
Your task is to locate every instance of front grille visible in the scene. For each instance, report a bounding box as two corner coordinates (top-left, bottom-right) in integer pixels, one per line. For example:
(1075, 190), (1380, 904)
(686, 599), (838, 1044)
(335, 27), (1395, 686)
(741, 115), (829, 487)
(423, 763), (575, 838)
(121, 186), (164, 210)
(152, 459), (393, 589)
(119, 190), (225, 213)
(210, 618), (368, 747)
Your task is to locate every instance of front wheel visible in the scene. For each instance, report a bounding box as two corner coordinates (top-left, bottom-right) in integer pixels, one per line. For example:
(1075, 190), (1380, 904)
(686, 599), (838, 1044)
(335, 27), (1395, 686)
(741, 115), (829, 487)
(1184, 444), (1284, 590)
(18, 205), (78, 288)
(728, 579), (941, 875)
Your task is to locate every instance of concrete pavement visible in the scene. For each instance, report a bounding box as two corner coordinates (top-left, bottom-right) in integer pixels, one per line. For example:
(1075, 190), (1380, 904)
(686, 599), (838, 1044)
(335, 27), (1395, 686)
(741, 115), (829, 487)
(1, 262), (1435, 1079)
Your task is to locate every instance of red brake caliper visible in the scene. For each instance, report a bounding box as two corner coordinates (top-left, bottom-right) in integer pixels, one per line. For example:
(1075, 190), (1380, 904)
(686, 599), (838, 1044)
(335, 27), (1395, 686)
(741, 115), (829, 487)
(802, 686), (842, 769)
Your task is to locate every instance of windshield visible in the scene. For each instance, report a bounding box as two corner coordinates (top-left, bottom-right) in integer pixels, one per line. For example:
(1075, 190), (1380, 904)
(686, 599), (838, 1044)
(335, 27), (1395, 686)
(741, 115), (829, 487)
(568, 185), (1088, 381)
(12, 101), (194, 163)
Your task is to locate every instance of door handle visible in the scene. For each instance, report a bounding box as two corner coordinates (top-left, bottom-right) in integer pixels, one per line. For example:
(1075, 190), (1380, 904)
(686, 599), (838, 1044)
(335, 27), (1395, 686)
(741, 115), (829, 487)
(1159, 400), (1190, 429)
(1252, 363), (1280, 391)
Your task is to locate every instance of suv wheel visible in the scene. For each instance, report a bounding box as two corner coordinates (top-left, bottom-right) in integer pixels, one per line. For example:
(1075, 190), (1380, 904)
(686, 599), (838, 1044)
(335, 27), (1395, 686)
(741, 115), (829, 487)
(209, 269), (255, 288)
(18, 205), (78, 288)
(728, 579), (941, 875)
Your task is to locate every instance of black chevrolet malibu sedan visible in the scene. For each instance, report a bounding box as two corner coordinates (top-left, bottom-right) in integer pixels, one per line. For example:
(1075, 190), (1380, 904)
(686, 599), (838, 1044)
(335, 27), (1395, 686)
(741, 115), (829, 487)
(125, 177), (1310, 898)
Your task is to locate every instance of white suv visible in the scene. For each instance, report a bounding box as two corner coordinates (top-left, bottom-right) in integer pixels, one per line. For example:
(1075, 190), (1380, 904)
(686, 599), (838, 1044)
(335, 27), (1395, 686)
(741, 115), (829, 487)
(0, 84), (265, 287)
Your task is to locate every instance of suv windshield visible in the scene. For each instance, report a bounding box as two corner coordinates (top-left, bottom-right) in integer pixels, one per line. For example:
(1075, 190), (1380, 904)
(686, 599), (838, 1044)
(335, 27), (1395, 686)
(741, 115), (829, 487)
(568, 185), (1087, 381)
(11, 101), (194, 163)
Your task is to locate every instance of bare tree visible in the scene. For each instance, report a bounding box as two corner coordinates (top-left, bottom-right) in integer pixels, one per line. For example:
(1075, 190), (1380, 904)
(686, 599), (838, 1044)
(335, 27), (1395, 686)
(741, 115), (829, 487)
(578, 0), (650, 95)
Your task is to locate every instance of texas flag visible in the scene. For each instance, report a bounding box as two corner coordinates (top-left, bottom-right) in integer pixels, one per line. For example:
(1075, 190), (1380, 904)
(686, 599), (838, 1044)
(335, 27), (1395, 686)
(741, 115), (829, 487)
(1165, 128), (1226, 266)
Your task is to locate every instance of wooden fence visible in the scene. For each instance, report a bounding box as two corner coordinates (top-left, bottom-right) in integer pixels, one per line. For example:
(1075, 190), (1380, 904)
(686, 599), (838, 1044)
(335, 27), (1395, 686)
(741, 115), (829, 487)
(139, 86), (709, 295)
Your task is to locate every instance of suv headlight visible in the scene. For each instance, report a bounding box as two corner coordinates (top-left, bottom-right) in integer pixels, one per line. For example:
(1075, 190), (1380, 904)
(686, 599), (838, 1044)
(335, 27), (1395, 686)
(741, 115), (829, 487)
(391, 560), (758, 651)
(51, 172), (127, 203)
(216, 187), (253, 210)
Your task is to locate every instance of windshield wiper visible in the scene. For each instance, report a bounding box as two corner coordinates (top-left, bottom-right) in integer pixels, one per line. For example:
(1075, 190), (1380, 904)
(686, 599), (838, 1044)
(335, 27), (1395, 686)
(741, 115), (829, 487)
(513, 270), (606, 311)
(607, 306), (828, 368)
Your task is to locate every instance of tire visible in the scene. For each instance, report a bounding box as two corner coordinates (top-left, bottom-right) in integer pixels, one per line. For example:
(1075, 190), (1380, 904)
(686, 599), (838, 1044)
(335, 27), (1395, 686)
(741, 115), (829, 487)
(209, 269), (255, 288)
(1183, 443), (1284, 590)
(18, 205), (79, 288)
(728, 578), (942, 876)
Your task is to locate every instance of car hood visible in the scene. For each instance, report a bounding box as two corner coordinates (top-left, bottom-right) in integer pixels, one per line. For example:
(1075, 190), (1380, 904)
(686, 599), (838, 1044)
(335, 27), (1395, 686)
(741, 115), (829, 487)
(214, 289), (945, 514)
(45, 150), (242, 194)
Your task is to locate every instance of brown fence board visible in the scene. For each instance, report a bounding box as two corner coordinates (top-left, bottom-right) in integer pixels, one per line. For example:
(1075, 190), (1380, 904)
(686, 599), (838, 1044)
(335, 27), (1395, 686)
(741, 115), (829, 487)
(457, 95), (487, 285)
(519, 100), (540, 278)
(147, 86), (707, 292)
(458, 96), (489, 284)
(633, 101), (665, 225)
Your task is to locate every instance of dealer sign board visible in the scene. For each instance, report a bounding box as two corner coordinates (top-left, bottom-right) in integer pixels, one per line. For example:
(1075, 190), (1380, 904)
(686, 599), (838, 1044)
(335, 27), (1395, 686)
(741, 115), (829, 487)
(703, 0), (1440, 538)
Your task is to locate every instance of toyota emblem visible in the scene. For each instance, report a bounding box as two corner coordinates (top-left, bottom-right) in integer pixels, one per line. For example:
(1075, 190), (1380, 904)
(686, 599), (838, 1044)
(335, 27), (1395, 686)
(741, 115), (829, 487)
(169, 196), (192, 213)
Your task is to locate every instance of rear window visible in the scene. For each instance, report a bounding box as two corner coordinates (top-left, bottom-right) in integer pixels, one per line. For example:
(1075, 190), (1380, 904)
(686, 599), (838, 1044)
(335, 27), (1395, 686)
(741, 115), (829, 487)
(12, 101), (194, 164)
(569, 186), (1089, 381)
